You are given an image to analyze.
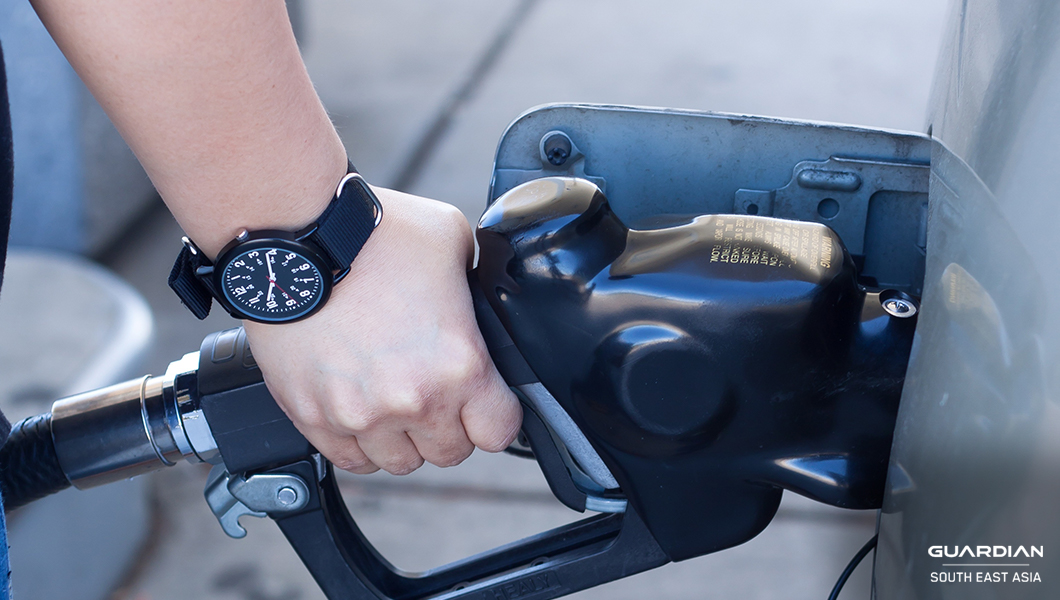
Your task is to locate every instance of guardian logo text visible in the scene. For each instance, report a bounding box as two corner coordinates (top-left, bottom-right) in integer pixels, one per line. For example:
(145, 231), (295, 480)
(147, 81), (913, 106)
(928, 546), (1043, 558)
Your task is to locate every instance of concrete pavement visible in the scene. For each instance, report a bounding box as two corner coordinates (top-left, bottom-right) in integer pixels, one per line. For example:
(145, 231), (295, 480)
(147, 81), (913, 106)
(101, 1), (949, 599)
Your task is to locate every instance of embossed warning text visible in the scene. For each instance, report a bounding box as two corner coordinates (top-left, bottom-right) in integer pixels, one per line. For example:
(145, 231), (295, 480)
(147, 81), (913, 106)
(709, 216), (834, 271)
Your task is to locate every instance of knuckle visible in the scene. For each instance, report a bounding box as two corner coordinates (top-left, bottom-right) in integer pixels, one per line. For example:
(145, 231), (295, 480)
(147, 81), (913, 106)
(346, 463), (380, 475)
(276, 392), (321, 426)
(332, 452), (377, 475)
(434, 205), (472, 251)
(438, 338), (489, 387)
(440, 203), (469, 229)
(383, 455), (424, 476)
(434, 444), (473, 468)
(296, 409), (329, 432)
(476, 430), (515, 453)
(332, 405), (379, 434)
(469, 398), (522, 453)
(388, 385), (431, 420)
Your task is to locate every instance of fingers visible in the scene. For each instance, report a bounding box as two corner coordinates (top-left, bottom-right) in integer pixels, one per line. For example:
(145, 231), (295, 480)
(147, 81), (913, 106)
(315, 419), (475, 475)
(288, 367), (517, 475)
(262, 339), (522, 476)
(302, 429), (379, 475)
(327, 375), (501, 473)
(355, 430), (425, 475)
(347, 392), (515, 474)
(407, 413), (476, 468)
(461, 370), (523, 453)
(287, 374), (486, 474)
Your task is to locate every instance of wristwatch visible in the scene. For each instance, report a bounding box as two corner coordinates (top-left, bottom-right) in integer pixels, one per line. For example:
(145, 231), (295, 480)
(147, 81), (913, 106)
(168, 163), (382, 323)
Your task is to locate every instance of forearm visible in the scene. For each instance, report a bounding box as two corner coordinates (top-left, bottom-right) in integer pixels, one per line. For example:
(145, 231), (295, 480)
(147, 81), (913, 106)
(31, 0), (346, 258)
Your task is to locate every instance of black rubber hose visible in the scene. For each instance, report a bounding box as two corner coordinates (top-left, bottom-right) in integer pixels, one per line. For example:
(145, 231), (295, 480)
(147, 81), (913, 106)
(0, 413), (71, 510)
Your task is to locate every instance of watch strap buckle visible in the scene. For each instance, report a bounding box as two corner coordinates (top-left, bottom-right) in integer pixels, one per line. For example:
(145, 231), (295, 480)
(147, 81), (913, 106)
(337, 172), (383, 228)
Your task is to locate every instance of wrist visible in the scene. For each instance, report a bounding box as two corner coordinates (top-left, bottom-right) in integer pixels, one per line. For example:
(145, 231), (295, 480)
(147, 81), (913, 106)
(170, 164), (384, 323)
(172, 148), (349, 261)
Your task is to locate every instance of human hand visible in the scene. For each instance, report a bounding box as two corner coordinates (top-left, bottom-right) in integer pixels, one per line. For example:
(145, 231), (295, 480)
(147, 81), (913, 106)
(243, 187), (522, 475)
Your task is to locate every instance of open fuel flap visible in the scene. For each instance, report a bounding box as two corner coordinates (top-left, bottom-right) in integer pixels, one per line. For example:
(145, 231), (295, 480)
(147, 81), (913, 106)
(491, 104), (930, 296)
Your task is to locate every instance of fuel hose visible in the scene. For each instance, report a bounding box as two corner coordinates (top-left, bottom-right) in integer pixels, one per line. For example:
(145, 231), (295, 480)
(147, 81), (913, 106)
(0, 413), (70, 509)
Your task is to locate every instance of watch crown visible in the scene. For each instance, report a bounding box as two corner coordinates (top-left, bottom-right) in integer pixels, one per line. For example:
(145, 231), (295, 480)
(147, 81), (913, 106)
(236, 229), (249, 242)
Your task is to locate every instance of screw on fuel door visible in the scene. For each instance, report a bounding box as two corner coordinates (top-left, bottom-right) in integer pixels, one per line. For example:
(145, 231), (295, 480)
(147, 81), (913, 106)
(542, 131), (573, 166)
(879, 289), (919, 318)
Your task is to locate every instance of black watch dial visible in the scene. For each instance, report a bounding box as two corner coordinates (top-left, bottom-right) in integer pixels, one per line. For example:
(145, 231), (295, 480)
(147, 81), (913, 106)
(221, 247), (326, 322)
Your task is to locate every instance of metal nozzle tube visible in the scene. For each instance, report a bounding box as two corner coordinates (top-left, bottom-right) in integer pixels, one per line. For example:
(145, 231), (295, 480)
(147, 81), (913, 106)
(49, 352), (216, 489)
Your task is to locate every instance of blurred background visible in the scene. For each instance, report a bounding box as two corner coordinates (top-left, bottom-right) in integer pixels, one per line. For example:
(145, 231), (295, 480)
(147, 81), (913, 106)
(0, 1), (949, 599)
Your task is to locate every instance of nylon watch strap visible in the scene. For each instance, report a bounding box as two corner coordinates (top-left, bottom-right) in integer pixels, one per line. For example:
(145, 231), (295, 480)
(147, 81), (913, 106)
(303, 170), (379, 273)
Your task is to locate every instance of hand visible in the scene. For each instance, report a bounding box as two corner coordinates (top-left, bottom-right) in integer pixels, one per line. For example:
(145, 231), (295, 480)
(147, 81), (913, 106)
(35, 0), (519, 476)
(242, 187), (522, 475)
(266, 252), (276, 303)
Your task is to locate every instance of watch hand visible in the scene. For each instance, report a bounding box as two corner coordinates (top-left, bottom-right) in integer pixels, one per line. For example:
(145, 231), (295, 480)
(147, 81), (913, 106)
(264, 254), (278, 302)
(265, 275), (295, 302)
(274, 282), (295, 301)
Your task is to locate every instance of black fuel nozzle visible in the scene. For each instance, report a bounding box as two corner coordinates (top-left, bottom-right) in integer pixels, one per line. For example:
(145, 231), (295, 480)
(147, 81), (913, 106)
(475, 176), (918, 560)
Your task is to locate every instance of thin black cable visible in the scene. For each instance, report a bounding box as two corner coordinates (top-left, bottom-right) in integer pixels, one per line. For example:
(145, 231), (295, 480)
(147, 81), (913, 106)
(828, 534), (878, 600)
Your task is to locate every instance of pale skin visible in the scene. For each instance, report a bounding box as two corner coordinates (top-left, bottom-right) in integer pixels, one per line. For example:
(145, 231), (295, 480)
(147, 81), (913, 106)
(31, 0), (522, 475)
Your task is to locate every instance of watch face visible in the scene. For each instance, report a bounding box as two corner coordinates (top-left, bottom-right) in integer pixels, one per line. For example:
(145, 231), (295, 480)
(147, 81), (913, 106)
(220, 247), (327, 322)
